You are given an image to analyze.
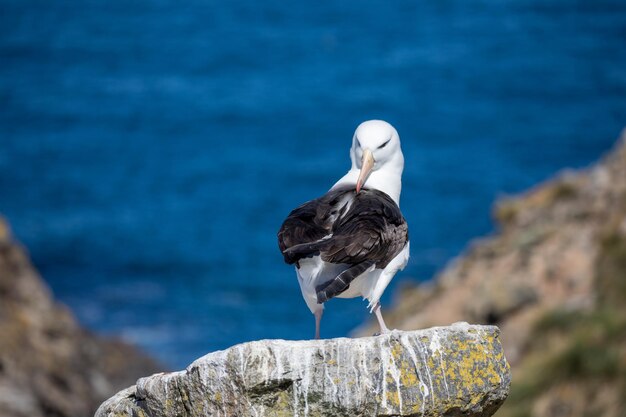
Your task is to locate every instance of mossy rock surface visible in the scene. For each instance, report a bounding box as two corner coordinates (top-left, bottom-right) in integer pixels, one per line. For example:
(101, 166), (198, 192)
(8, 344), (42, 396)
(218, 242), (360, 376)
(96, 323), (510, 417)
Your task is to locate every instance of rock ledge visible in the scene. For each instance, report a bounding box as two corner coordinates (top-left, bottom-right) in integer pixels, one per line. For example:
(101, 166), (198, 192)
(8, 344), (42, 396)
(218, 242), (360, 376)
(96, 323), (510, 417)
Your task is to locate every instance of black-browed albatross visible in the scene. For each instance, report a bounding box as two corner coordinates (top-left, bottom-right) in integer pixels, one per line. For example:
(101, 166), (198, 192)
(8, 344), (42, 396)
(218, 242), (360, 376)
(277, 120), (409, 339)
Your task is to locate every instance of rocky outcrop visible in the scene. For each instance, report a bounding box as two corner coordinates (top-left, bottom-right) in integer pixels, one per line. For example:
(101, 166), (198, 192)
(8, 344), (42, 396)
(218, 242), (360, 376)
(97, 323), (510, 417)
(0, 218), (162, 417)
(355, 130), (626, 417)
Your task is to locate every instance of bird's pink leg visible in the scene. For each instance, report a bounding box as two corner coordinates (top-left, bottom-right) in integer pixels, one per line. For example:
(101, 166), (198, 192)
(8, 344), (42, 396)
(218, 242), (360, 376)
(314, 309), (323, 339)
(373, 302), (390, 334)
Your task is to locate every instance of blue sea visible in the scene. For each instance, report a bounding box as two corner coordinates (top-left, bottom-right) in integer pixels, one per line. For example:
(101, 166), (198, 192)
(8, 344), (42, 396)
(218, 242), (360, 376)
(1, 0), (625, 368)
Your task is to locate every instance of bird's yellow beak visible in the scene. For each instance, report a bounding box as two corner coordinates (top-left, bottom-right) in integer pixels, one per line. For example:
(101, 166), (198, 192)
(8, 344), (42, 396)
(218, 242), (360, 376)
(356, 149), (374, 193)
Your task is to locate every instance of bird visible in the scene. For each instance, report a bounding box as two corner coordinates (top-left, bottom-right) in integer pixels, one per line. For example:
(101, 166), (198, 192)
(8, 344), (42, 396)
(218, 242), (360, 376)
(277, 120), (409, 339)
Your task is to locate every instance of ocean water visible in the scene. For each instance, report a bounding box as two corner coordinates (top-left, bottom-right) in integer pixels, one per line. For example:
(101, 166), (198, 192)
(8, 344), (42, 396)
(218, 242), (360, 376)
(1, 0), (625, 368)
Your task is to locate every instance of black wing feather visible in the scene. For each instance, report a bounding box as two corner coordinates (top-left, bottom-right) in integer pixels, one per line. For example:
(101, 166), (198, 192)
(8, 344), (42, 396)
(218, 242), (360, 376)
(277, 187), (353, 264)
(319, 190), (408, 268)
(278, 188), (408, 268)
(315, 259), (376, 303)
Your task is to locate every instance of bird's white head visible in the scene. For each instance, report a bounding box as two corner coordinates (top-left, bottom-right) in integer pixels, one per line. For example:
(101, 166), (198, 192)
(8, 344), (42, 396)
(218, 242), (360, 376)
(332, 120), (404, 205)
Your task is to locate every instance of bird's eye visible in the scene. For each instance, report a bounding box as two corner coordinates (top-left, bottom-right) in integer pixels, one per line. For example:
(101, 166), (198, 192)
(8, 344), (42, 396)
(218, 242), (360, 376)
(378, 139), (391, 149)
(356, 138), (362, 148)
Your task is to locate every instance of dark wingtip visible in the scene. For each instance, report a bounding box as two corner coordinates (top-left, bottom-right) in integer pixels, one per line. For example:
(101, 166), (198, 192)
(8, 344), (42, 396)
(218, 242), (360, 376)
(282, 248), (320, 266)
(282, 242), (322, 265)
(316, 291), (328, 304)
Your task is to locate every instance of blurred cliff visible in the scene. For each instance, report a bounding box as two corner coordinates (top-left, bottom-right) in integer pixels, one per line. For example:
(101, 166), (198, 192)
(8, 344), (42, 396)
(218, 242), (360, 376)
(0, 220), (162, 417)
(357, 130), (626, 417)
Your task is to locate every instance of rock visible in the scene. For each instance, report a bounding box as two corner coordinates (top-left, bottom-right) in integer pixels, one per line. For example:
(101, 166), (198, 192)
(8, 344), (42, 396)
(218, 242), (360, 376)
(0, 217), (163, 417)
(96, 323), (510, 417)
(0, 216), (10, 243)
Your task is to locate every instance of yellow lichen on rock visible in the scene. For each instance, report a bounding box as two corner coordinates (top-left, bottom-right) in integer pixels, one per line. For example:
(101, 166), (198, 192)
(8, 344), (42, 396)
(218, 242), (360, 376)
(97, 325), (510, 417)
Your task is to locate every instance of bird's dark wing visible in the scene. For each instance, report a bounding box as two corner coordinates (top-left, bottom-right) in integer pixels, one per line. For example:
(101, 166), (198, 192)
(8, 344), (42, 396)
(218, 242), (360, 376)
(315, 259), (376, 303)
(280, 189), (408, 268)
(319, 189), (408, 269)
(277, 187), (354, 265)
